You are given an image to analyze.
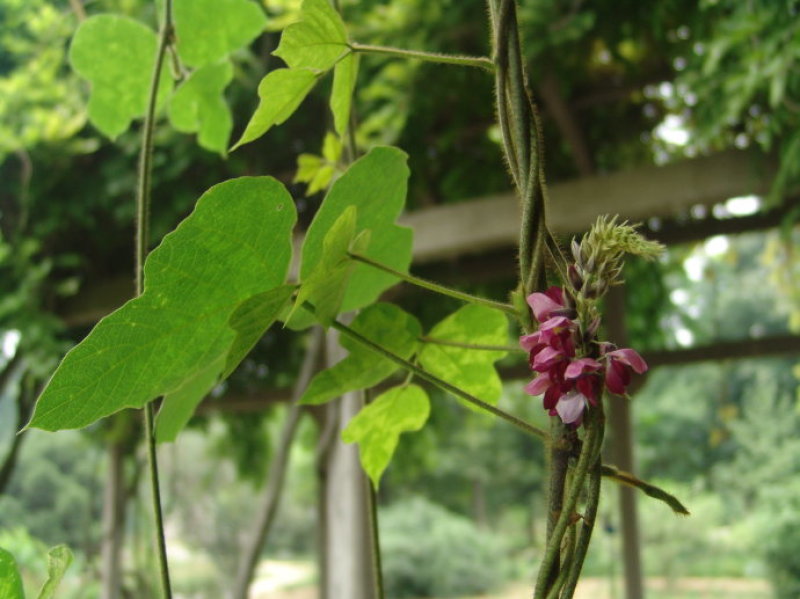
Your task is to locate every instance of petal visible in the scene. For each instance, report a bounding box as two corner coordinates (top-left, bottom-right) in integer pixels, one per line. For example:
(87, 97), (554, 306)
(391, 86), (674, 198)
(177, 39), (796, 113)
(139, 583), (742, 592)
(539, 316), (572, 333)
(605, 361), (628, 395)
(527, 291), (562, 322)
(556, 390), (586, 424)
(532, 346), (564, 372)
(544, 286), (564, 306)
(524, 372), (551, 396)
(564, 357), (602, 380)
(576, 375), (600, 403)
(543, 386), (560, 410)
(519, 332), (541, 352)
(608, 348), (648, 374)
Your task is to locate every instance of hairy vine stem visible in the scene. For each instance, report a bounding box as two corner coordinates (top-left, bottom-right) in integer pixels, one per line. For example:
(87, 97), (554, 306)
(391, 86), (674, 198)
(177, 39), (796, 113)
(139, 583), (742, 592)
(348, 252), (518, 316)
(349, 42), (494, 71)
(136, 1), (174, 596)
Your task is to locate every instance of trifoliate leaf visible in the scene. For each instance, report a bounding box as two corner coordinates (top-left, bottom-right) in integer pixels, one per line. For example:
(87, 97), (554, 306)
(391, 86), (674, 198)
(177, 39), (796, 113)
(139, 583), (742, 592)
(273, 0), (349, 71)
(173, 0), (267, 68)
(300, 146), (412, 314)
(342, 384), (430, 488)
(418, 304), (509, 406)
(36, 545), (73, 599)
(0, 548), (23, 599)
(69, 15), (172, 138)
(294, 154), (334, 196)
(300, 303), (421, 405)
(28, 177), (296, 431)
(168, 61), (234, 155)
(331, 52), (359, 136)
(232, 68), (318, 150)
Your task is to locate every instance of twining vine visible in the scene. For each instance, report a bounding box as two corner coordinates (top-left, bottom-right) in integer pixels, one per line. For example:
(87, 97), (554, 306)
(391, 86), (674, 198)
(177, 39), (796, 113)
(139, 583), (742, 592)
(16, 1), (690, 598)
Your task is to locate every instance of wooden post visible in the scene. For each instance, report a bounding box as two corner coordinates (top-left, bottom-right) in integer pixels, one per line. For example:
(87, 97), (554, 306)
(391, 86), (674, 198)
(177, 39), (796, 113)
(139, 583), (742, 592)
(606, 285), (645, 599)
(317, 325), (377, 599)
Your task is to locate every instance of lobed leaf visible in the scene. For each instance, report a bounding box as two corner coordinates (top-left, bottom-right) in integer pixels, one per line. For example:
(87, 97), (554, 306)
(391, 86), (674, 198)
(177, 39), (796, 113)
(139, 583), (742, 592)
(173, 0), (267, 68)
(0, 548), (23, 599)
(300, 303), (421, 405)
(418, 304), (509, 406)
(168, 61), (234, 155)
(300, 146), (412, 315)
(28, 177), (296, 431)
(342, 384), (430, 488)
(232, 68), (318, 150)
(273, 0), (349, 71)
(69, 15), (172, 138)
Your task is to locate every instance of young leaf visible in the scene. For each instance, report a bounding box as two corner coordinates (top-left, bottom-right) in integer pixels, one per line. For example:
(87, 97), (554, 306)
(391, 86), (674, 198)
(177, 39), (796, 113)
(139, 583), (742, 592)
(28, 177), (296, 431)
(36, 545), (73, 599)
(300, 146), (412, 313)
(232, 68), (318, 150)
(290, 206), (368, 326)
(168, 61), (234, 155)
(300, 303), (421, 405)
(331, 52), (359, 136)
(223, 285), (297, 379)
(342, 384), (430, 488)
(0, 548), (23, 599)
(173, 0), (267, 68)
(418, 304), (509, 406)
(69, 15), (172, 138)
(273, 0), (350, 71)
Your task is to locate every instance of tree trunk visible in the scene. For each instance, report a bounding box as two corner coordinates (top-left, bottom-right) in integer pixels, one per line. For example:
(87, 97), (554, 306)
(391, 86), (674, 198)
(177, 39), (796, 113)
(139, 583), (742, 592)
(230, 327), (323, 599)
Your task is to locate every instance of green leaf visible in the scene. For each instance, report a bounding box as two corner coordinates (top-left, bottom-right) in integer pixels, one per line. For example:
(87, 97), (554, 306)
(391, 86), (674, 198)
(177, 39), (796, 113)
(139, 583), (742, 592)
(69, 15), (172, 138)
(322, 131), (343, 163)
(300, 146), (412, 313)
(342, 384), (430, 488)
(155, 352), (225, 443)
(173, 0), (267, 68)
(36, 545), (73, 599)
(294, 154), (334, 195)
(291, 207), (369, 326)
(273, 0), (349, 71)
(418, 305), (509, 406)
(168, 61), (234, 155)
(232, 68), (318, 150)
(29, 177), (296, 431)
(0, 548), (23, 599)
(300, 303), (421, 405)
(331, 52), (359, 136)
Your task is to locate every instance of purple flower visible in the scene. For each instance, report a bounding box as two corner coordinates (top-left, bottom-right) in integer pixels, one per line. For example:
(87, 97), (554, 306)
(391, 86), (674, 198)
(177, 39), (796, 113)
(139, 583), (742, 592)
(604, 348), (648, 395)
(555, 390), (588, 425)
(526, 286), (564, 323)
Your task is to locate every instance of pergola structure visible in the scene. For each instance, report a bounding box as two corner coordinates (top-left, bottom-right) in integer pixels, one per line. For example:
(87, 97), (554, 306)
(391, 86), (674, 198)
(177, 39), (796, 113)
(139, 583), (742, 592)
(59, 148), (799, 599)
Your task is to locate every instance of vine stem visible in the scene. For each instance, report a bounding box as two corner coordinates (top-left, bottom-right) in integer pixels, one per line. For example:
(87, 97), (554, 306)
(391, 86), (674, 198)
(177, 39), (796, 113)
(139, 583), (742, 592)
(349, 42), (494, 71)
(136, 1), (174, 597)
(348, 252), (519, 317)
(421, 336), (525, 353)
(309, 306), (548, 440)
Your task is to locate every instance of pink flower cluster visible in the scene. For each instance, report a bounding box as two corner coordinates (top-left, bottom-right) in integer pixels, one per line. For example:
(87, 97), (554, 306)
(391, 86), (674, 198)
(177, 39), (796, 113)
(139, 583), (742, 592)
(520, 287), (648, 426)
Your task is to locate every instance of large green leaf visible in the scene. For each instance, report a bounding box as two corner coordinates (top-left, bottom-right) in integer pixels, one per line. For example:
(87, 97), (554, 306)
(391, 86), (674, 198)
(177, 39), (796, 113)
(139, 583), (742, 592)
(342, 384), (430, 488)
(273, 0), (349, 71)
(173, 0), (267, 68)
(69, 15), (172, 138)
(300, 146), (412, 313)
(232, 68), (318, 150)
(331, 52), (359, 136)
(300, 303), (421, 405)
(36, 545), (72, 599)
(168, 61), (234, 155)
(28, 177), (296, 431)
(0, 548), (23, 599)
(418, 305), (509, 406)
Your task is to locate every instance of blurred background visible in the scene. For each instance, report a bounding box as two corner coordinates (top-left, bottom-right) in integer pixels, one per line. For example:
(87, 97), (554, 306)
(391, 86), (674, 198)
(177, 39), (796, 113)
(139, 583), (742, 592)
(1, 0), (799, 597)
